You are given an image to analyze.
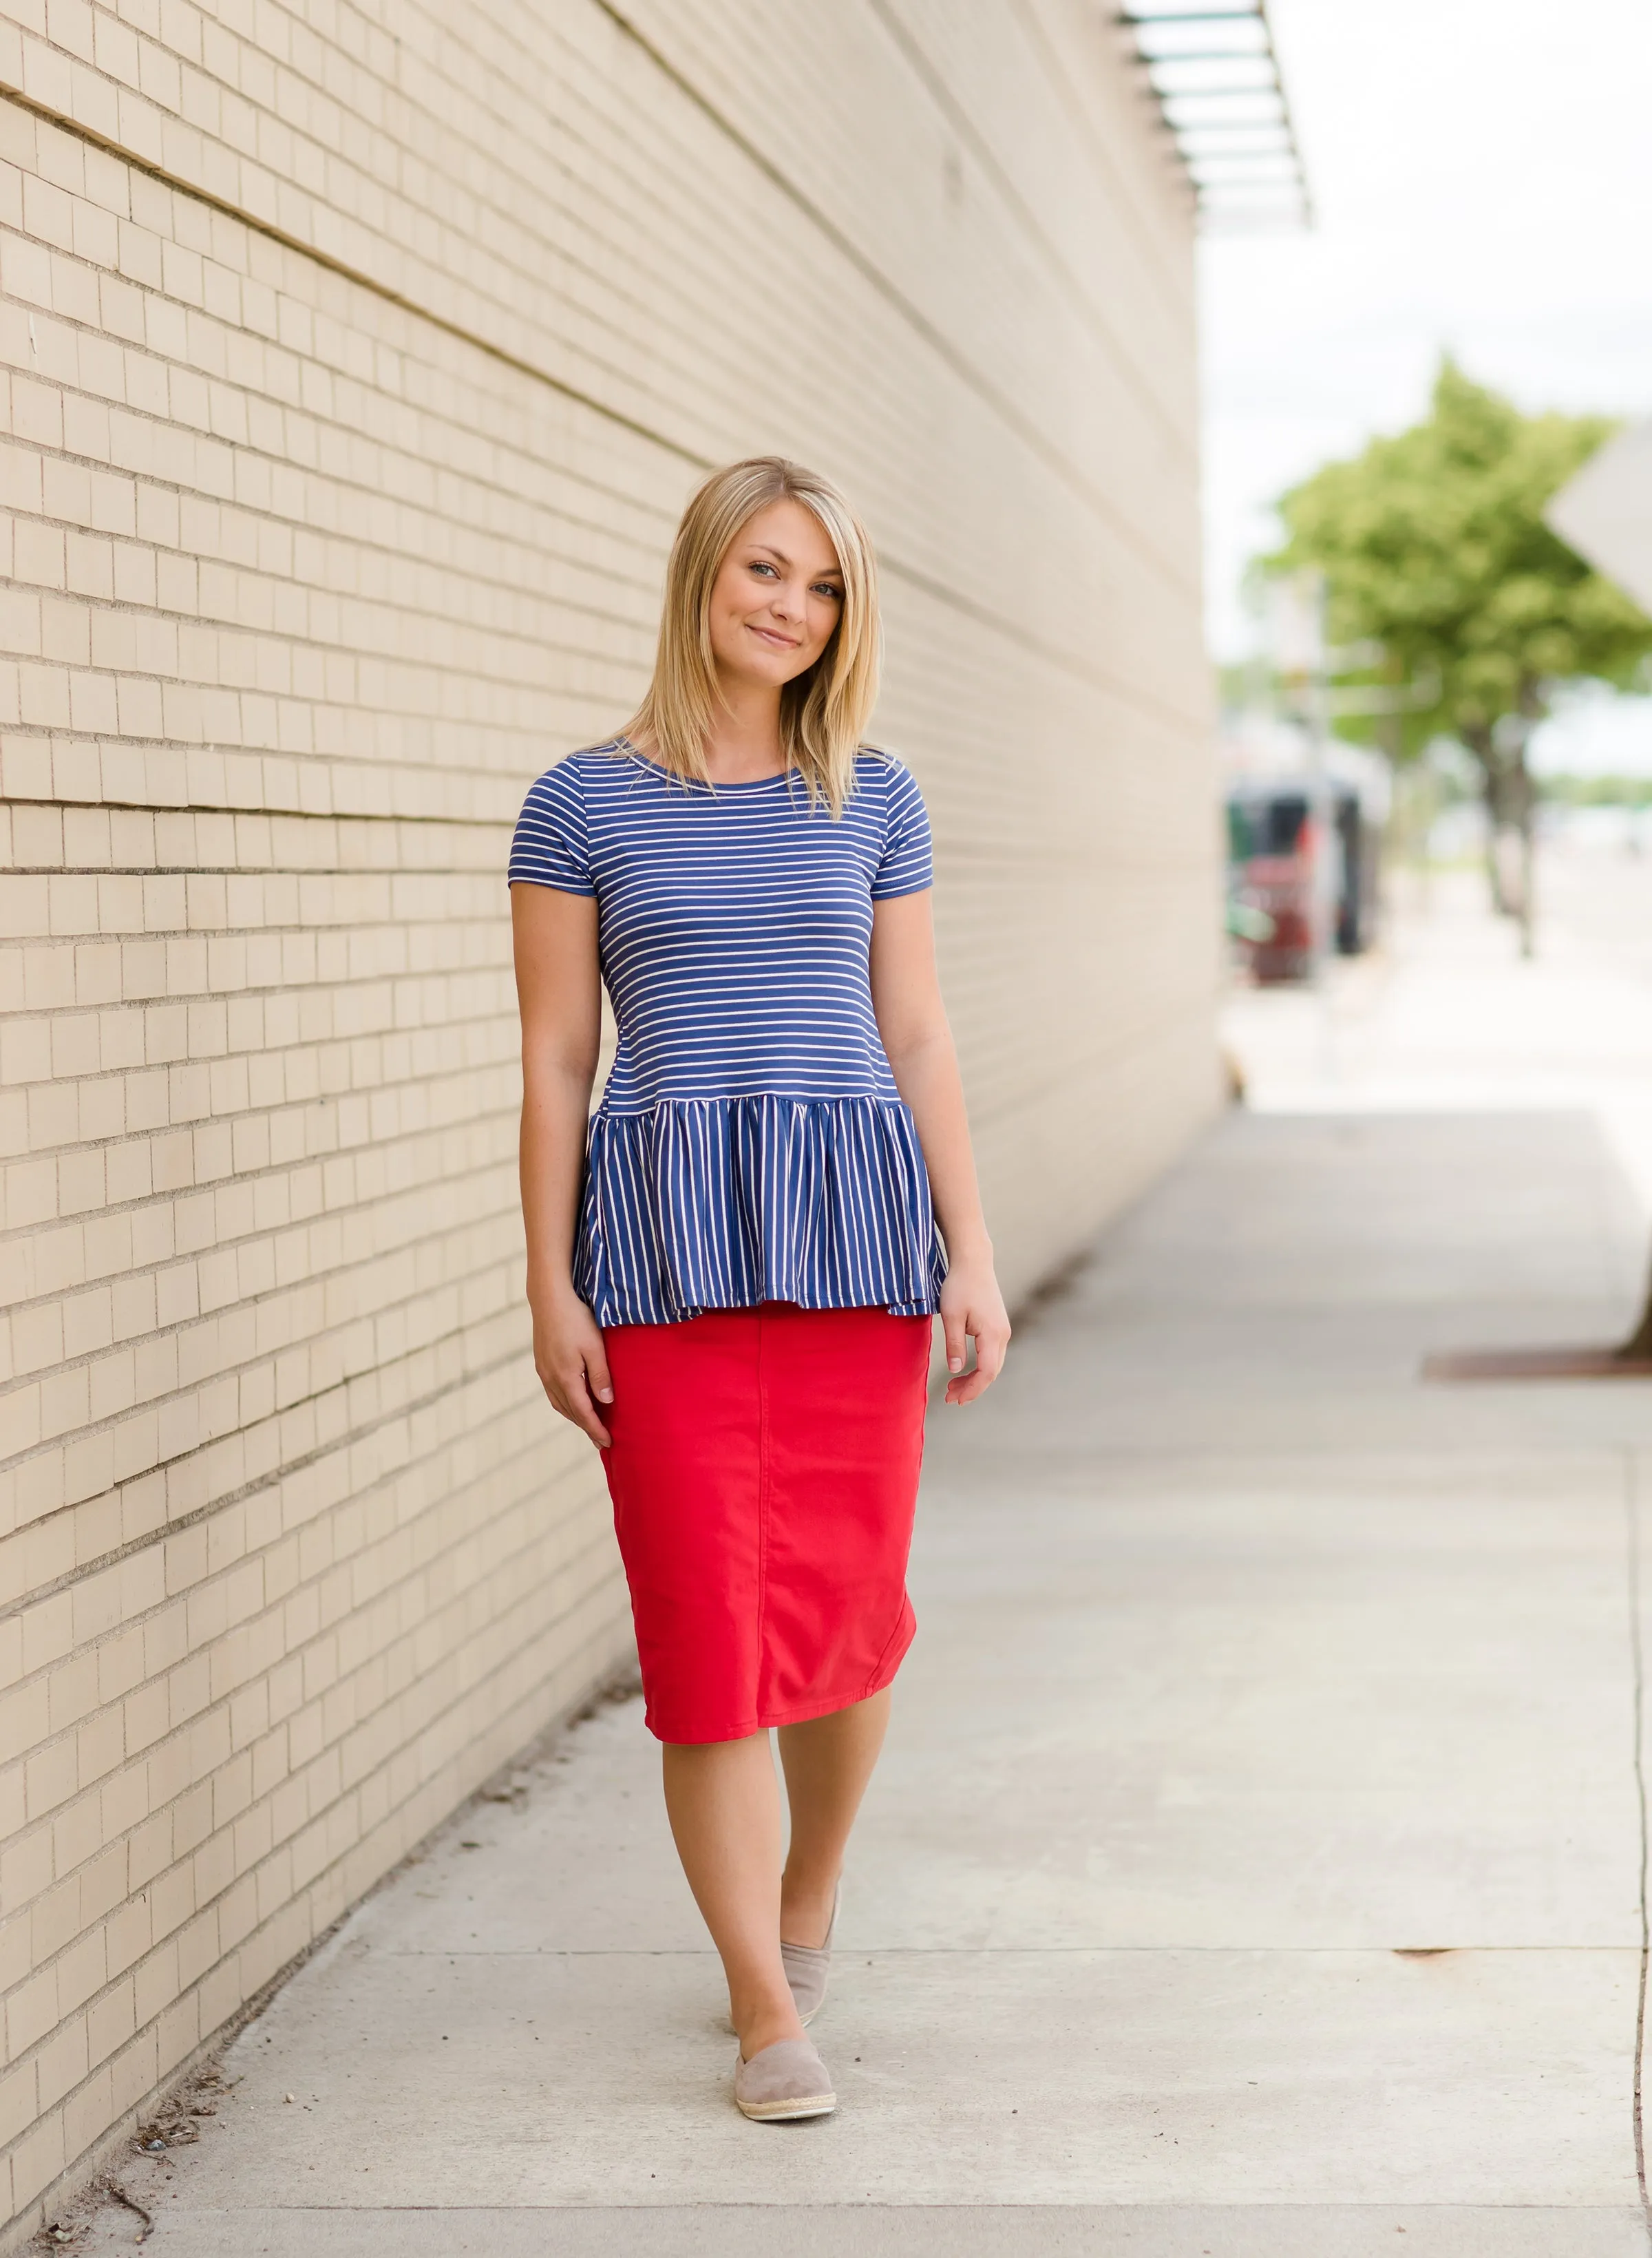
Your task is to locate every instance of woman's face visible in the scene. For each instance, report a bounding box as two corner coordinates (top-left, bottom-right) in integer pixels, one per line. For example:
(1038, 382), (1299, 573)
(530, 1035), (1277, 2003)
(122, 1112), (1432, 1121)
(706, 498), (844, 695)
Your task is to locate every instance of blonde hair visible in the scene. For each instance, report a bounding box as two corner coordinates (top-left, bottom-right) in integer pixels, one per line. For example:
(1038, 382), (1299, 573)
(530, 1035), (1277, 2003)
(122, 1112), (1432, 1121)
(622, 456), (880, 816)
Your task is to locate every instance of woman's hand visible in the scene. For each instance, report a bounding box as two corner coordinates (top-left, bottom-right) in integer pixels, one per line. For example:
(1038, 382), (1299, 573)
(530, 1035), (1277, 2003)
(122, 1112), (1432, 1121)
(530, 1280), (614, 1448)
(939, 1252), (1010, 1406)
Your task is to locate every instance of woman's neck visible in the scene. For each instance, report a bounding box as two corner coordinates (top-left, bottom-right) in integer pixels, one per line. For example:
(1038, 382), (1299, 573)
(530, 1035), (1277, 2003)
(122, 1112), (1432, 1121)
(701, 677), (787, 783)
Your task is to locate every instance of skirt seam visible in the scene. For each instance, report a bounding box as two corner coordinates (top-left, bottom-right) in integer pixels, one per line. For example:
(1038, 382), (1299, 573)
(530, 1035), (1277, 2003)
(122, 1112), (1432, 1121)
(754, 1302), (773, 1722)
(860, 1593), (917, 1701)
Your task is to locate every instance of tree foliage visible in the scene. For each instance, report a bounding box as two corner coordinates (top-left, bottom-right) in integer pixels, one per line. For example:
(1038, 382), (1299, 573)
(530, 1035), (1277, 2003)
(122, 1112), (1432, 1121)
(1269, 360), (1652, 775)
(1273, 361), (1652, 1336)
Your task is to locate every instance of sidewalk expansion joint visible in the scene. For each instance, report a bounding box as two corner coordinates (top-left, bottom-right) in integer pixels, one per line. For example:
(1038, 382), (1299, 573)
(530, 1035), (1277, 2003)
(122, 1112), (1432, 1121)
(1622, 1444), (1652, 2247)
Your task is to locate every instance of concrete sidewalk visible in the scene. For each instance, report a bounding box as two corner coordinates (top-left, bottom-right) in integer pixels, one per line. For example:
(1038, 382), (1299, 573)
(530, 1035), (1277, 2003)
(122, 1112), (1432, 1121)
(77, 1104), (1652, 2255)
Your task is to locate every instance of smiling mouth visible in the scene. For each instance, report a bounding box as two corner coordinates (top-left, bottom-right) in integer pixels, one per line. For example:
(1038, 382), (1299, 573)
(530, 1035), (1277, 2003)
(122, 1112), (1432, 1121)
(748, 624), (799, 649)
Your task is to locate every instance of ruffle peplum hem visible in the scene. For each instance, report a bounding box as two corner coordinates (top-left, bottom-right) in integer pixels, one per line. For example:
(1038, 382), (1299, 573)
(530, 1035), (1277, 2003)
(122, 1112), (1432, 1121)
(575, 1095), (946, 1326)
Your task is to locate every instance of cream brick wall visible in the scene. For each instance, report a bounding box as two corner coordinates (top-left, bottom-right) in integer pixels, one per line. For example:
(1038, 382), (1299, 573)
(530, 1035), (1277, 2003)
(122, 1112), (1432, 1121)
(0, 1), (1220, 2233)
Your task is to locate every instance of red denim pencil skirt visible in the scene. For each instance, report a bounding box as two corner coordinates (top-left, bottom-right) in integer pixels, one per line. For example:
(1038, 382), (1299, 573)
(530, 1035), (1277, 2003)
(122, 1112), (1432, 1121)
(600, 1300), (933, 1744)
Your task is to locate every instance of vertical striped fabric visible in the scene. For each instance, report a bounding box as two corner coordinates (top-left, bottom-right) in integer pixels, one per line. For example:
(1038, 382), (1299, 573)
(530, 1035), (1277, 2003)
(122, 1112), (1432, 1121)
(509, 743), (946, 1325)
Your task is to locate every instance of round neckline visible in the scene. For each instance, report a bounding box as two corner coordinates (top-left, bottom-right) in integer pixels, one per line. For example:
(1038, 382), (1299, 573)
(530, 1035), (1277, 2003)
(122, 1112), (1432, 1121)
(613, 736), (797, 790)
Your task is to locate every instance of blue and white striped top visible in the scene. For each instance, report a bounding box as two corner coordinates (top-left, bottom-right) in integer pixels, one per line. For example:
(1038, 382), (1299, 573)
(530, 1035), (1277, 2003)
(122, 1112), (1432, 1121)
(509, 741), (945, 1327)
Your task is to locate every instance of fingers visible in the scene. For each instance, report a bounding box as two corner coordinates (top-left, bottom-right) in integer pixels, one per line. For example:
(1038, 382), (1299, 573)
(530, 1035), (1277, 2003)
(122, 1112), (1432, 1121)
(942, 1313), (1010, 1407)
(538, 1360), (612, 1449)
(946, 1363), (992, 1406)
(531, 1298), (615, 1448)
(975, 1319), (1010, 1388)
(575, 1340), (614, 1447)
(562, 1378), (613, 1448)
(942, 1306), (968, 1378)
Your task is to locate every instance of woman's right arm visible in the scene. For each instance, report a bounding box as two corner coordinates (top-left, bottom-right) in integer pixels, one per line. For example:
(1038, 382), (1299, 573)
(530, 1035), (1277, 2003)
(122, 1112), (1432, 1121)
(511, 883), (613, 1448)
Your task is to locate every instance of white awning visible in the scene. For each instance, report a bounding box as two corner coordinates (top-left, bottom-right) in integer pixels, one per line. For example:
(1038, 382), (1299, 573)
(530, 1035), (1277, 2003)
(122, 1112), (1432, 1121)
(1114, 1), (1311, 233)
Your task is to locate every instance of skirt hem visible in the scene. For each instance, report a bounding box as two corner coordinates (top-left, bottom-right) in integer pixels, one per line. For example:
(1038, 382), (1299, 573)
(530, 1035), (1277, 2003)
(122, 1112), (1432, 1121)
(644, 1602), (917, 1747)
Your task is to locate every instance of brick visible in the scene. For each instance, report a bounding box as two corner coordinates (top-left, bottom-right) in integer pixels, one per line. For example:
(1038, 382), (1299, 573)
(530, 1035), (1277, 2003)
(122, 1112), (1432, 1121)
(0, 0), (1214, 2224)
(6, 1965), (60, 2060)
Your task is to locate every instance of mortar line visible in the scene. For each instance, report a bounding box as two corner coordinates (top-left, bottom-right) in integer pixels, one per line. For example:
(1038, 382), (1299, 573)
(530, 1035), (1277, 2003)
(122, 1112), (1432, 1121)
(0, 795), (513, 826)
(1624, 1444), (1651, 2237)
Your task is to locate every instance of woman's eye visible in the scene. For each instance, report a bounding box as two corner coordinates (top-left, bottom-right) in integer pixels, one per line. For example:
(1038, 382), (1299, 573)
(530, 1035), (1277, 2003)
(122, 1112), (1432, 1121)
(814, 584), (843, 602)
(750, 560), (778, 579)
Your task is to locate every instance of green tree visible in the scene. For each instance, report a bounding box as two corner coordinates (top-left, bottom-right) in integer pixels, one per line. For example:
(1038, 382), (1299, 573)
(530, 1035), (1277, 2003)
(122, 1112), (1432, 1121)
(1268, 359), (1652, 950)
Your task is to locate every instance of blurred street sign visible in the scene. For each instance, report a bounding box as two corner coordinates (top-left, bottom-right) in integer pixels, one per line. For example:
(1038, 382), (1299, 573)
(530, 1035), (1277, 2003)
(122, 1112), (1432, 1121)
(1545, 419), (1652, 615)
(1266, 568), (1325, 681)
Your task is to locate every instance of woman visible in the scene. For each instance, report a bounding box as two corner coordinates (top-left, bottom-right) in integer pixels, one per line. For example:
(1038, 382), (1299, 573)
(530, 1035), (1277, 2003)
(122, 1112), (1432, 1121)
(509, 456), (1009, 2122)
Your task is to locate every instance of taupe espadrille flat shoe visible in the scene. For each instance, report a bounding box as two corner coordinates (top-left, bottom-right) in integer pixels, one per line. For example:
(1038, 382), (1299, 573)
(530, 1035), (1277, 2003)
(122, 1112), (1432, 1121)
(734, 2036), (836, 2122)
(779, 1884), (839, 2027)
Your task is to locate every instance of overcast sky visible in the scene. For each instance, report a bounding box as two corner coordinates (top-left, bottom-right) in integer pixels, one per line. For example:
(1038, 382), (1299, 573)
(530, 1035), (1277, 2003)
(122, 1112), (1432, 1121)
(1196, 0), (1652, 763)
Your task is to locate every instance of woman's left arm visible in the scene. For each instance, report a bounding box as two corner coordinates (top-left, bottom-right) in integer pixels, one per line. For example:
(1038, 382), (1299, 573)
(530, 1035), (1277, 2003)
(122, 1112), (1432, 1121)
(870, 890), (1010, 1405)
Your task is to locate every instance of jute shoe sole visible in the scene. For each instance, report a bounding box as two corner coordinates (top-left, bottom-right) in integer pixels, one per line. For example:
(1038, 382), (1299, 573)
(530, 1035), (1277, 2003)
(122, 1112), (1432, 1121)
(736, 2086), (837, 2122)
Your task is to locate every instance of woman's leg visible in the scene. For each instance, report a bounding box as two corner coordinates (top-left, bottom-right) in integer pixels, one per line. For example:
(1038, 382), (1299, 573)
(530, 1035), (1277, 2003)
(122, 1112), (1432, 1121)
(776, 1688), (891, 1948)
(661, 1733), (804, 2059)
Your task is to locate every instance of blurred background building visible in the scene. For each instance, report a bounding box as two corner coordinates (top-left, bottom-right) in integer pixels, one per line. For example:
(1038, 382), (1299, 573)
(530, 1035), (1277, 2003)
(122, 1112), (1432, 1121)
(0, 5), (1225, 2230)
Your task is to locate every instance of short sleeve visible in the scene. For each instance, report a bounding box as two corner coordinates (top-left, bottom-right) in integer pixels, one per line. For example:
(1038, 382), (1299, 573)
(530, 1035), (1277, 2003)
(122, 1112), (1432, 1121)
(509, 760), (595, 895)
(869, 761), (933, 899)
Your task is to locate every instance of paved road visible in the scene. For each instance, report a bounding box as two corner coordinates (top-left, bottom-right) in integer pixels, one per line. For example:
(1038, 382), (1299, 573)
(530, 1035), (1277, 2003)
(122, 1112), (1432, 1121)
(79, 1087), (1652, 2254)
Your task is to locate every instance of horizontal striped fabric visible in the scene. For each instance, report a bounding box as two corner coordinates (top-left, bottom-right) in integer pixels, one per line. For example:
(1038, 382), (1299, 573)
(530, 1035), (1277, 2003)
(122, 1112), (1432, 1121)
(509, 743), (946, 1326)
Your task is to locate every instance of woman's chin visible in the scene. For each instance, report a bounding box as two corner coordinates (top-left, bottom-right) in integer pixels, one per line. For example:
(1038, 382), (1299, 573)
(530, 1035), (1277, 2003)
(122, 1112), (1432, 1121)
(718, 652), (812, 691)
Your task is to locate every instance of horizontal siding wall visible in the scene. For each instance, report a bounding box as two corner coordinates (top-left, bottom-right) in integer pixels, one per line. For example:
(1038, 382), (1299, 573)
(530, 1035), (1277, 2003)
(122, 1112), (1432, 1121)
(0, 0), (1221, 2233)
